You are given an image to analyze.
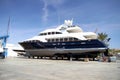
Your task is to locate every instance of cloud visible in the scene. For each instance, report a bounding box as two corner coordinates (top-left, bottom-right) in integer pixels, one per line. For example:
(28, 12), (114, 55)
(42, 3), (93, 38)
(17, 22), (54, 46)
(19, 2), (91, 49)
(42, 0), (48, 22)
(42, 0), (65, 22)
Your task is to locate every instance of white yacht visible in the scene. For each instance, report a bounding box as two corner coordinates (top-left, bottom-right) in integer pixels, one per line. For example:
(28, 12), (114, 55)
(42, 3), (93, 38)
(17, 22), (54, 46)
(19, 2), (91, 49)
(19, 20), (108, 59)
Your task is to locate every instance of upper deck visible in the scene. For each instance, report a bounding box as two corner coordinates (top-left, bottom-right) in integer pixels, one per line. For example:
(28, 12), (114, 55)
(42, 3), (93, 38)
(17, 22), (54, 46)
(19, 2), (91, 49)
(24, 20), (97, 42)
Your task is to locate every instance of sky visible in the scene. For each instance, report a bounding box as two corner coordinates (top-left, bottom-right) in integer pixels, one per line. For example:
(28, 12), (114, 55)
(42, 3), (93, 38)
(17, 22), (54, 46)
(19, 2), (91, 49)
(0, 0), (120, 49)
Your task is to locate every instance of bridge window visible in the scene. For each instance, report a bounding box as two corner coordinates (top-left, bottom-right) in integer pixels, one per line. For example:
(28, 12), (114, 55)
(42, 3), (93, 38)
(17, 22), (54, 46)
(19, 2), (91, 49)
(55, 38), (60, 42)
(60, 38), (63, 42)
(52, 32), (55, 34)
(64, 38), (68, 42)
(56, 32), (62, 34)
(69, 38), (73, 41)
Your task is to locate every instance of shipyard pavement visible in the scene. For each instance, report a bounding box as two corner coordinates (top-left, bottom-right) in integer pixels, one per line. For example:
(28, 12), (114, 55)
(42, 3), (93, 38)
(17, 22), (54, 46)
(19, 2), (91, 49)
(0, 57), (120, 80)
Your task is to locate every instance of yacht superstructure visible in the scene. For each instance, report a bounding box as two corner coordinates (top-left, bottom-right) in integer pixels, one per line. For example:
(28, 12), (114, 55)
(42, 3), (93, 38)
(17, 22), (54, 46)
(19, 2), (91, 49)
(19, 20), (108, 59)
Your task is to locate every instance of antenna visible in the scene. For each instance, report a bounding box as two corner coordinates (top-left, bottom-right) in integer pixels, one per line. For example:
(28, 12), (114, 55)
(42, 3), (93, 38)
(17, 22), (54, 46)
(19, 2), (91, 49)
(7, 17), (10, 36)
(94, 28), (98, 33)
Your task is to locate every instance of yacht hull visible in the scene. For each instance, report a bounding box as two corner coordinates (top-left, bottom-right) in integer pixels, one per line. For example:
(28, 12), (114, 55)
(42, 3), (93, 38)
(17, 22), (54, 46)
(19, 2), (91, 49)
(19, 39), (108, 58)
(25, 48), (107, 56)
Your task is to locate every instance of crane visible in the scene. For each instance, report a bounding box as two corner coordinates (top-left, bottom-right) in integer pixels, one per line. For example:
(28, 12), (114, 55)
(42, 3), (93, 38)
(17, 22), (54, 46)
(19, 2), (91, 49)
(0, 35), (9, 58)
(0, 17), (10, 59)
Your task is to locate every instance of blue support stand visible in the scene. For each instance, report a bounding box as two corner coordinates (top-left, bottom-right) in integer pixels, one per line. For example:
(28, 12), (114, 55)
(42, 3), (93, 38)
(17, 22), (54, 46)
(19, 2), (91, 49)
(0, 35), (9, 59)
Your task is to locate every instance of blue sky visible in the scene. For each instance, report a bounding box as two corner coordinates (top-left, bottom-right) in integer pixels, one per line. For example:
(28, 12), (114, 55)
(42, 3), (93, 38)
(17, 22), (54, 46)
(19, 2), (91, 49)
(0, 0), (120, 48)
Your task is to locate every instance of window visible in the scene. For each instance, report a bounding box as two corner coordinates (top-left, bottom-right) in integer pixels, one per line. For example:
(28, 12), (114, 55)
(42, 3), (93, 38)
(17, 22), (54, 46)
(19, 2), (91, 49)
(56, 32), (62, 34)
(64, 38), (68, 42)
(48, 39), (50, 42)
(48, 32), (51, 35)
(60, 38), (63, 42)
(39, 33), (44, 36)
(74, 38), (79, 41)
(52, 32), (55, 34)
(56, 39), (59, 42)
(69, 38), (73, 41)
(52, 39), (54, 42)
(39, 33), (47, 36)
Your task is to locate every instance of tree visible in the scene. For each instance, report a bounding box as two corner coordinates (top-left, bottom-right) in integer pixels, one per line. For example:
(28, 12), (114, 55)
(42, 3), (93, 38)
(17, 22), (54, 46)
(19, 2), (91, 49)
(97, 32), (111, 46)
(98, 33), (108, 41)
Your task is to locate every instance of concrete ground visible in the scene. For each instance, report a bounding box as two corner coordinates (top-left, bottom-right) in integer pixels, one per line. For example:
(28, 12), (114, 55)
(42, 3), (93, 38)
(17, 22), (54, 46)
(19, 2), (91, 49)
(0, 57), (120, 80)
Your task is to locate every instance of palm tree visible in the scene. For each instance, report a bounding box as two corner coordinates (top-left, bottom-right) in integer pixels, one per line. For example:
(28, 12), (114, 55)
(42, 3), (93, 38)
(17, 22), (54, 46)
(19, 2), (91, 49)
(97, 32), (111, 46)
(97, 32), (111, 59)
(98, 33), (107, 41)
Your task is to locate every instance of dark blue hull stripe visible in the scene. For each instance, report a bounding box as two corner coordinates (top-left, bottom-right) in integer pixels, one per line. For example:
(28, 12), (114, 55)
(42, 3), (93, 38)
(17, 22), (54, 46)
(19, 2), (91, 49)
(20, 39), (107, 50)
